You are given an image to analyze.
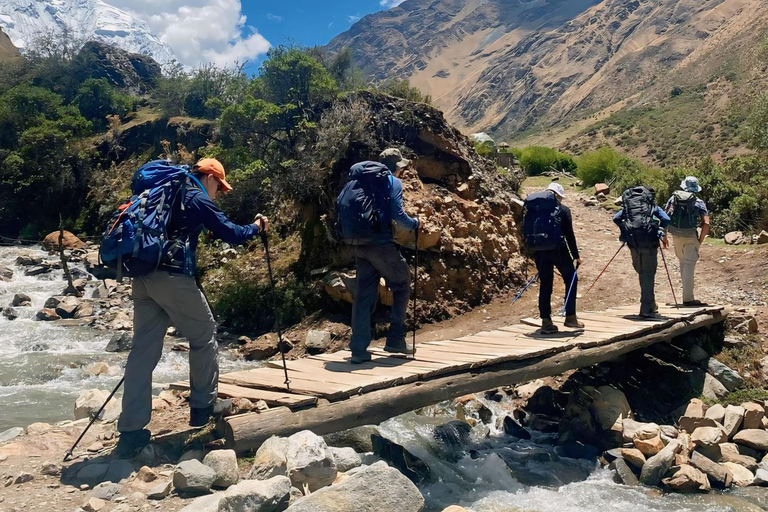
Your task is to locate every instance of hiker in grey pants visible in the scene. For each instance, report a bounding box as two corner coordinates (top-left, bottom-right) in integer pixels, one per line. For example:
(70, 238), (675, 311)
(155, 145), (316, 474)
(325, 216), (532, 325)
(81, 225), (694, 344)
(115, 158), (267, 458)
(629, 246), (659, 316)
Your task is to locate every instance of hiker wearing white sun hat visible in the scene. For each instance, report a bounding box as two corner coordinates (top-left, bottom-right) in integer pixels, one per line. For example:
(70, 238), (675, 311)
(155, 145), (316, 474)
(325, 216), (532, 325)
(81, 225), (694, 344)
(664, 176), (710, 306)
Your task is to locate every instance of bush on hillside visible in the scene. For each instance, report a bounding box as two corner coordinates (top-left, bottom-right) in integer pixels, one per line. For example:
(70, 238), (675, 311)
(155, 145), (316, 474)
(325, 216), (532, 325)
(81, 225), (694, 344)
(519, 146), (575, 175)
(376, 79), (432, 104)
(75, 78), (133, 128)
(576, 147), (621, 185)
(744, 92), (768, 152)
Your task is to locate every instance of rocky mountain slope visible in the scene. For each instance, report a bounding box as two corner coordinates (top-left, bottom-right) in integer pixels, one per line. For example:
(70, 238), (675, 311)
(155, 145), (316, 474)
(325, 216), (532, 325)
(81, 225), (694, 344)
(0, 0), (175, 65)
(327, 0), (768, 148)
(0, 27), (19, 62)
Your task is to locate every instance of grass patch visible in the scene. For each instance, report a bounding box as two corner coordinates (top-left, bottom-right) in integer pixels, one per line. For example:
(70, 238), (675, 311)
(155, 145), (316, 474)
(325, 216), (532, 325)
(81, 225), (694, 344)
(522, 175), (580, 190)
(713, 388), (768, 407)
(715, 342), (766, 389)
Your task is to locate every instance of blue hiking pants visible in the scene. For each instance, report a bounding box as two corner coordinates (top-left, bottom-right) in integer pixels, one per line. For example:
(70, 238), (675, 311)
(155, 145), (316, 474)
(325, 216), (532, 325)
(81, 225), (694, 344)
(350, 243), (411, 356)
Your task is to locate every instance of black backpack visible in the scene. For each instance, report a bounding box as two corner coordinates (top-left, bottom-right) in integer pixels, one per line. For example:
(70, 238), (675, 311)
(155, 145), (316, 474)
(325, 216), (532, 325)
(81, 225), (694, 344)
(336, 161), (393, 245)
(523, 190), (562, 252)
(620, 186), (660, 249)
(668, 190), (699, 230)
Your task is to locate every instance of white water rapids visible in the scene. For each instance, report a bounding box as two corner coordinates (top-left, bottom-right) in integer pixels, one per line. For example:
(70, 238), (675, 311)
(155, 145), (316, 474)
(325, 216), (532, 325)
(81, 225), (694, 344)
(0, 247), (765, 511)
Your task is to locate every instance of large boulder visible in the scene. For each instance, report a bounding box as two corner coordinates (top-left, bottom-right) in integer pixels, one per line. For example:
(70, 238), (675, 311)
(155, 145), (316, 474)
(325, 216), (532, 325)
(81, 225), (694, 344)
(662, 464), (710, 493)
(720, 443), (758, 471)
(105, 332), (133, 353)
(723, 405), (745, 439)
(202, 449), (239, 488)
(372, 434), (431, 484)
(217, 476), (291, 512)
(74, 41), (162, 94)
(323, 426), (380, 454)
(285, 431), (337, 492)
(733, 430), (768, 451)
(329, 447), (363, 472)
(691, 427), (726, 448)
(704, 404), (726, 423)
(707, 359), (743, 391)
(42, 230), (85, 251)
(305, 330), (332, 353)
(284, 461), (424, 512)
(634, 434), (664, 457)
(74, 389), (114, 420)
(173, 459), (217, 494)
(249, 436), (289, 480)
(242, 334), (280, 361)
(12, 293), (31, 307)
(689, 450), (733, 489)
(587, 386), (632, 432)
(610, 457), (639, 486)
(702, 373), (729, 400)
(622, 420), (660, 442)
(722, 462), (755, 487)
(178, 494), (222, 512)
(640, 440), (681, 486)
(742, 402), (765, 430)
(724, 231), (746, 245)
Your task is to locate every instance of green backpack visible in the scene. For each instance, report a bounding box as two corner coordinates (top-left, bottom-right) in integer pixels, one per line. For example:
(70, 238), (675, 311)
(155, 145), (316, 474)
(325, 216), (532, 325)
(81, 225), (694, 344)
(669, 190), (699, 230)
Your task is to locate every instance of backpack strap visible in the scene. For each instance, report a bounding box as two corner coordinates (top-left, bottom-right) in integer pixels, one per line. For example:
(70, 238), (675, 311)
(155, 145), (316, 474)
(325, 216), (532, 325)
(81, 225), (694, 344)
(133, 191), (149, 258)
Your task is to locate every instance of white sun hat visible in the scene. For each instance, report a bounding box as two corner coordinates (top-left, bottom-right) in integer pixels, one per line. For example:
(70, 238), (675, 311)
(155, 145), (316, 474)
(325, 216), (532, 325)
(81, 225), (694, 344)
(547, 182), (566, 198)
(681, 176), (702, 193)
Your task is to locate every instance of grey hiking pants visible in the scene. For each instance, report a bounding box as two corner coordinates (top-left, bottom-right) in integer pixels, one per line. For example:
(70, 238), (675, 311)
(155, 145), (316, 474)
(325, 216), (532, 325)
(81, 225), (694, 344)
(629, 246), (658, 316)
(118, 272), (217, 433)
(350, 243), (410, 356)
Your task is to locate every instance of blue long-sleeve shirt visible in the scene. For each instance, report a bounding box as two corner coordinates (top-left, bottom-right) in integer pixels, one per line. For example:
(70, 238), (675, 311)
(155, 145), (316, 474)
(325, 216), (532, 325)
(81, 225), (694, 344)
(163, 182), (260, 275)
(613, 206), (670, 243)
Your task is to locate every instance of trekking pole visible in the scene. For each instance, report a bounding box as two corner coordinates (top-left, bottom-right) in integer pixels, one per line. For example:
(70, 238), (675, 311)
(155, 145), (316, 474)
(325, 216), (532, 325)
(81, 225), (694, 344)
(511, 273), (539, 306)
(64, 376), (124, 462)
(412, 219), (419, 358)
(561, 268), (578, 317)
(260, 232), (291, 391)
(585, 242), (625, 295)
(659, 244), (680, 308)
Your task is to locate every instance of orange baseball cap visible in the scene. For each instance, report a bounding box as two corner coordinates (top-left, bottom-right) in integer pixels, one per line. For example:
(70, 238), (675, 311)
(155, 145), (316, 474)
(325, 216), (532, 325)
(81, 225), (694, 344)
(193, 158), (233, 192)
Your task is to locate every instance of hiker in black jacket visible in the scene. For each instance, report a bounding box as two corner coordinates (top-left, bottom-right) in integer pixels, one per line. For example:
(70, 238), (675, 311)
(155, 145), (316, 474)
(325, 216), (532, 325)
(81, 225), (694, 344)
(532, 183), (584, 334)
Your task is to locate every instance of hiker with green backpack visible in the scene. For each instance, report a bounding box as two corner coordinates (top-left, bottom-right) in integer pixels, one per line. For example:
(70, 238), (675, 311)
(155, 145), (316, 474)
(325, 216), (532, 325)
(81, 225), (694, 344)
(664, 176), (710, 306)
(613, 186), (671, 318)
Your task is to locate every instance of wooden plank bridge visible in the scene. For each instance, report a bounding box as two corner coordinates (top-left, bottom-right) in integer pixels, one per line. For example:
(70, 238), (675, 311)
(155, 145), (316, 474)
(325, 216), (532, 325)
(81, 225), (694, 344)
(173, 304), (726, 453)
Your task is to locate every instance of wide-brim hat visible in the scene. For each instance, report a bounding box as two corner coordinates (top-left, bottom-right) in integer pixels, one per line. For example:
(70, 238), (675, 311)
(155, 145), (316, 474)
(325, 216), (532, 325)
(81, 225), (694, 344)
(379, 148), (411, 170)
(194, 158), (233, 192)
(681, 176), (702, 193)
(547, 182), (566, 198)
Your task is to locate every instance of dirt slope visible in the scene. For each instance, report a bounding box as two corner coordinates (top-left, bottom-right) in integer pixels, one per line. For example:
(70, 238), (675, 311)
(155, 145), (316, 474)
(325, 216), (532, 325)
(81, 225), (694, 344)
(0, 27), (20, 62)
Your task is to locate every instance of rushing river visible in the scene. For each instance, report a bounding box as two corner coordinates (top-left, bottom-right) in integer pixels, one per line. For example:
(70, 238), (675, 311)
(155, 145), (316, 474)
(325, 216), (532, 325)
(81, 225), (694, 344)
(0, 247), (766, 511)
(0, 245), (250, 431)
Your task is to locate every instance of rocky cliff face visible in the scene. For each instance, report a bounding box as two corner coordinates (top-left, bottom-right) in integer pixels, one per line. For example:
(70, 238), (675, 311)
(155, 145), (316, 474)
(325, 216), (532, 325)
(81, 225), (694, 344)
(0, 27), (19, 62)
(327, 0), (766, 140)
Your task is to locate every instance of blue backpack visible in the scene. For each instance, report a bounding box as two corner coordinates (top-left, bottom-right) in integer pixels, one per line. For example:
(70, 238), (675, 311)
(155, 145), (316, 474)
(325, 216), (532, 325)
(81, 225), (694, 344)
(336, 161), (393, 245)
(99, 160), (206, 279)
(523, 190), (562, 252)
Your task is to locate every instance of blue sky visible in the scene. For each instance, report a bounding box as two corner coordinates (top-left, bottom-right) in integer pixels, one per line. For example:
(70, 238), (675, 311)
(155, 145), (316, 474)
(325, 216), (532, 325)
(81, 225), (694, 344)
(243, 0), (400, 71)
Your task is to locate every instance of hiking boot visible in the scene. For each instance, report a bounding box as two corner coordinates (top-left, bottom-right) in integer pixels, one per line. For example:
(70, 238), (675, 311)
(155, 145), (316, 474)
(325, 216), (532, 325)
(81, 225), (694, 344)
(189, 406), (213, 428)
(540, 318), (558, 334)
(114, 429), (150, 459)
(384, 341), (415, 355)
(640, 312), (661, 319)
(683, 300), (705, 307)
(349, 352), (372, 364)
(564, 315), (585, 329)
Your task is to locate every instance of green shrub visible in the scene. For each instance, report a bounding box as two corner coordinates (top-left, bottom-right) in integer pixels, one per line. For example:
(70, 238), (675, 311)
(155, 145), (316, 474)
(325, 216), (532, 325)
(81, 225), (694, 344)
(576, 147), (622, 185)
(519, 146), (557, 175)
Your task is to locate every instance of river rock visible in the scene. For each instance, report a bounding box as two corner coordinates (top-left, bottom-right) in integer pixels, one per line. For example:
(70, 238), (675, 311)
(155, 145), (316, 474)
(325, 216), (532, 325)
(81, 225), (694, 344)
(0, 266), (13, 281)
(135, 466), (158, 483)
(0, 427), (23, 444)
(720, 443), (758, 471)
(372, 433), (431, 484)
(111, 312), (132, 330)
(74, 389), (112, 420)
(329, 447), (363, 472)
(218, 475), (291, 512)
(284, 460), (424, 512)
(705, 404), (726, 423)
(82, 497), (106, 512)
(74, 301), (94, 319)
(640, 440), (681, 486)
(43, 230), (85, 251)
(2, 307), (18, 320)
(754, 468), (768, 486)
(89, 482), (121, 501)
(286, 430), (337, 492)
(660, 425), (679, 439)
(12, 293), (31, 307)
(36, 308), (60, 321)
(725, 231), (746, 245)
(691, 427), (727, 447)
(305, 330), (332, 353)
(434, 420), (474, 448)
(702, 373), (729, 400)
(77, 463), (110, 485)
(86, 362), (111, 377)
(25, 265), (52, 277)
(442, 507), (471, 512)
(92, 280), (117, 299)
(678, 416), (717, 434)
(610, 457), (639, 486)
(57, 299), (81, 319)
(242, 334), (279, 361)
(707, 359), (743, 391)
(501, 416), (531, 440)
(323, 425), (379, 453)
(249, 436), (288, 480)
(173, 459), (216, 494)
(625, 420), (660, 441)
(733, 430), (768, 451)
(178, 493), (222, 512)
(146, 480), (172, 500)
(663, 464), (710, 493)
(689, 346), (710, 366)
(723, 462), (755, 486)
(105, 332), (133, 352)
(690, 450), (733, 489)
(685, 398), (708, 418)
(742, 403), (765, 430)
(634, 434), (664, 456)
(202, 449), (239, 488)
(723, 405), (745, 439)
(587, 385), (631, 432)
(619, 448), (646, 468)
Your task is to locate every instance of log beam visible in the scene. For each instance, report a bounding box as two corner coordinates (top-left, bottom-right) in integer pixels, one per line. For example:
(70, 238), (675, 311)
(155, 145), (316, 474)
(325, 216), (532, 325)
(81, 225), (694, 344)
(225, 312), (724, 453)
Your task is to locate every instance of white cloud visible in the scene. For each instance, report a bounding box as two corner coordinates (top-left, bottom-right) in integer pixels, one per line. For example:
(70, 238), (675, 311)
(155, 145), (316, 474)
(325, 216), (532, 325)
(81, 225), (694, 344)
(380, 0), (406, 8)
(108, 0), (270, 68)
(266, 13), (282, 22)
(347, 14), (361, 24)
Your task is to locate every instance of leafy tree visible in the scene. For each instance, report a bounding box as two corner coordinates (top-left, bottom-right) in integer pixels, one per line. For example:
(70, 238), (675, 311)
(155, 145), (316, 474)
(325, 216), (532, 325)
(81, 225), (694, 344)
(576, 147), (622, 185)
(75, 78), (131, 128)
(744, 93), (768, 152)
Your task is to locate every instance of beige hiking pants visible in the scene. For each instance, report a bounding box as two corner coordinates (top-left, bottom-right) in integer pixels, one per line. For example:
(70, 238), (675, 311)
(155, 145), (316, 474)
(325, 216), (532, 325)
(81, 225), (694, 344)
(672, 235), (700, 303)
(118, 272), (218, 433)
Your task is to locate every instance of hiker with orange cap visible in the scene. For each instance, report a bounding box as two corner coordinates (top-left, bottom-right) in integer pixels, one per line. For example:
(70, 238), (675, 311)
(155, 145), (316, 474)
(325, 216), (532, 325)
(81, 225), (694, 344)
(115, 158), (268, 457)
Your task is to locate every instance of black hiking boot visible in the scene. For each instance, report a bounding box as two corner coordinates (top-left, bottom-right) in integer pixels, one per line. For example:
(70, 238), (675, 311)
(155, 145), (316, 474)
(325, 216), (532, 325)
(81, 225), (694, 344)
(113, 429), (150, 459)
(189, 406), (214, 428)
(384, 340), (415, 355)
(564, 315), (585, 329)
(349, 352), (372, 364)
(682, 300), (705, 307)
(540, 318), (558, 334)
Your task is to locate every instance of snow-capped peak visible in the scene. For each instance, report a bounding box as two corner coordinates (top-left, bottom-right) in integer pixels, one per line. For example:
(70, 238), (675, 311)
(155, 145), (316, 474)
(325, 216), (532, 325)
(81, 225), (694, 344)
(0, 0), (176, 65)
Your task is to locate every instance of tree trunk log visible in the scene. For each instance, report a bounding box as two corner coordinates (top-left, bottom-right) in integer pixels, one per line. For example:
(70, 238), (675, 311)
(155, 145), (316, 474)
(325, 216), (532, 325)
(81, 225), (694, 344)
(225, 312), (724, 453)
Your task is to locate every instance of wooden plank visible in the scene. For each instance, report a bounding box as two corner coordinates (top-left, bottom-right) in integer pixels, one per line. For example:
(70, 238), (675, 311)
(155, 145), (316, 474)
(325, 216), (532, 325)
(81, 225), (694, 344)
(219, 369), (352, 399)
(171, 381), (317, 408)
(226, 312), (726, 452)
